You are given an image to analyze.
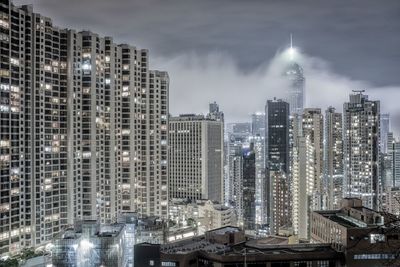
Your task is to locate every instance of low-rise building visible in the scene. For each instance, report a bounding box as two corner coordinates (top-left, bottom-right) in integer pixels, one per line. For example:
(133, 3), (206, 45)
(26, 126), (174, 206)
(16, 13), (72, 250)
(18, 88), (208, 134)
(52, 213), (166, 266)
(169, 199), (236, 234)
(311, 198), (400, 267)
(135, 226), (344, 267)
(386, 187), (400, 216)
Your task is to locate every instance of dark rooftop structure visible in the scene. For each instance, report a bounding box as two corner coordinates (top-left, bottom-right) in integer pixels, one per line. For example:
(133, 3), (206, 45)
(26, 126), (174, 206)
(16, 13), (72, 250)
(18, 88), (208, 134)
(135, 226), (345, 267)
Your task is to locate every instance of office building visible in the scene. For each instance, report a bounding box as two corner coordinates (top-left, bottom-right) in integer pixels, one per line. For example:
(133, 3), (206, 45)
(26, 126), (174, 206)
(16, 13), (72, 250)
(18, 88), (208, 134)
(283, 62), (305, 115)
(169, 114), (223, 203)
(266, 99), (290, 173)
(380, 113), (390, 154)
(324, 107), (343, 209)
(207, 101), (224, 122)
(265, 99), (290, 232)
(343, 91), (380, 210)
(251, 112), (265, 137)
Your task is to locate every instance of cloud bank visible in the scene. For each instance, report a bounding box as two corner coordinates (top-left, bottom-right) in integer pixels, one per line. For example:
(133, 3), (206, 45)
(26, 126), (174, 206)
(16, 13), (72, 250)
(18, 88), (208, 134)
(154, 50), (400, 136)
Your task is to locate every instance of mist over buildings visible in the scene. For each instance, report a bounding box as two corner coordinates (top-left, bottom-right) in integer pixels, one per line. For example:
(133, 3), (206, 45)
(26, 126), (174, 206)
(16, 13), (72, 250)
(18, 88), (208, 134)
(155, 50), (400, 135)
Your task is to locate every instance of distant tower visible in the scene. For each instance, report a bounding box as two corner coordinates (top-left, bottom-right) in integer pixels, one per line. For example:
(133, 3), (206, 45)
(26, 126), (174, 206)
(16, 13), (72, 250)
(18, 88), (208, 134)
(242, 144), (256, 230)
(283, 35), (305, 115)
(380, 114), (390, 154)
(208, 101), (224, 122)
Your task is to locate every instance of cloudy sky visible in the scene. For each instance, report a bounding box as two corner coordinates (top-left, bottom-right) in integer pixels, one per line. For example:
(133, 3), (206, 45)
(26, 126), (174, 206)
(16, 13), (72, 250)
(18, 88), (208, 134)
(15, 0), (400, 134)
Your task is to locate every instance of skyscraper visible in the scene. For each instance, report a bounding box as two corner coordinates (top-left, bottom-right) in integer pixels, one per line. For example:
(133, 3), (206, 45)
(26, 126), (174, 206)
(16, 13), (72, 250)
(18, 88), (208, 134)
(242, 144), (256, 230)
(250, 112), (266, 225)
(343, 91), (380, 210)
(291, 135), (310, 240)
(169, 114), (224, 203)
(283, 39), (305, 116)
(380, 113), (390, 154)
(265, 99), (290, 231)
(291, 109), (323, 240)
(250, 134), (266, 225)
(251, 112), (266, 137)
(226, 122), (251, 208)
(302, 108), (324, 210)
(266, 99), (290, 173)
(0, 0), (168, 255)
(324, 107), (343, 209)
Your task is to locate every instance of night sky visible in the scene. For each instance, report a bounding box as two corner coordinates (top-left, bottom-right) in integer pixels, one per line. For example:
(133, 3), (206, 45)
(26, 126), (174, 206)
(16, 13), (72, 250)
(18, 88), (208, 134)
(14, 0), (400, 134)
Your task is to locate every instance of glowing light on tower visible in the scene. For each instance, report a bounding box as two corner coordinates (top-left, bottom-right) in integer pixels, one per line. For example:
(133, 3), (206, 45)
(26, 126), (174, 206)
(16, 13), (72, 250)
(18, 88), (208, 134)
(282, 33), (305, 115)
(287, 33), (297, 60)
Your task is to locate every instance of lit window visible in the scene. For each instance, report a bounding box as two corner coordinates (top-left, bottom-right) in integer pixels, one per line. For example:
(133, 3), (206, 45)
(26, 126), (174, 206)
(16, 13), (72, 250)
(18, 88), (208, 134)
(10, 58), (19, 66)
(82, 63), (91, 70)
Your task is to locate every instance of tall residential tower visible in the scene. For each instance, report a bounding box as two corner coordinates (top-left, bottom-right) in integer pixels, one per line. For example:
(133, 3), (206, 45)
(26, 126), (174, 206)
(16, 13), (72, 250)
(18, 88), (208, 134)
(343, 91), (380, 210)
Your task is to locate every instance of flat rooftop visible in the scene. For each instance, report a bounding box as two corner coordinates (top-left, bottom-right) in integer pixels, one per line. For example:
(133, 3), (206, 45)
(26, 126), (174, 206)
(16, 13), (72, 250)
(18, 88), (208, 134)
(209, 226), (240, 235)
(315, 211), (367, 228)
(161, 237), (230, 255)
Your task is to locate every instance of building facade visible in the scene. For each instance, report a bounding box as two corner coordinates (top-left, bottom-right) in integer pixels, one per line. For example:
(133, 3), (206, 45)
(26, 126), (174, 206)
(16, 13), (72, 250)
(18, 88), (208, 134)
(324, 107), (343, 209)
(0, 0), (168, 255)
(311, 198), (399, 267)
(242, 145), (256, 230)
(265, 99), (290, 232)
(283, 62), (305, 115)
(169, 115), (224, 203)
(343, 92), (380, 210)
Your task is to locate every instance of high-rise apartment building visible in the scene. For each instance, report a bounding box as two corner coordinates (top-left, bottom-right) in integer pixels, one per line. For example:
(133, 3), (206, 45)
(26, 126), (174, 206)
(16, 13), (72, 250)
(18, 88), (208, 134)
(250, 112), (266, 225)
(302, 108), (324, 210)
(343, 91), (380, 210)
(291, 109), (323, 240)
(169, 114), (223, 203)
(291, 135), (310, 240)
(0, 2), (69, 254)
(67, 34), (169, 223)
(0, 0), (168, 255)
(250, 135), (266, 225)
(324, 107), (343, 209)
(270, 171), (290, 235)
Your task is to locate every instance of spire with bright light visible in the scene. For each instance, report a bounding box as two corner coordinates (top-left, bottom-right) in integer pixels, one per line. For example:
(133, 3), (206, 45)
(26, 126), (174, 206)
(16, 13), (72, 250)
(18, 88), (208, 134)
(288, 33), (296, 60)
